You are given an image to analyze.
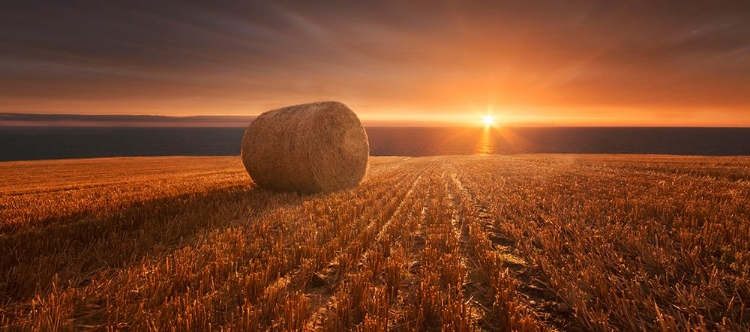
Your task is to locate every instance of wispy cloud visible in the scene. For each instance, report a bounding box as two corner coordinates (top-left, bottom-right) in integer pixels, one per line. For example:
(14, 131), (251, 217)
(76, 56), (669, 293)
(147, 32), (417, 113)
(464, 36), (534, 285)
(1, 0), (749, 125)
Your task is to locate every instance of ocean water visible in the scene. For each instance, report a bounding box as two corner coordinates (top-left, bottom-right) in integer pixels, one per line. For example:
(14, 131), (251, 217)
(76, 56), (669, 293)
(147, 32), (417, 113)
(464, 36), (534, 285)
(1, 126), (749, 161)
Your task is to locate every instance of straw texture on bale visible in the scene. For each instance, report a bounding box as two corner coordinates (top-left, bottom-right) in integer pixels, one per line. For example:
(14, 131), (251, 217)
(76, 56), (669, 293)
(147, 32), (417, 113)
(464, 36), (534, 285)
(241, 101), (369, 193)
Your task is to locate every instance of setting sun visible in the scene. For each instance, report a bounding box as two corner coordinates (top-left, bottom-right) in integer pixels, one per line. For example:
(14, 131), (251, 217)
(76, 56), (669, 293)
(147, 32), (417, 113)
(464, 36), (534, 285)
(482, 115), (496, 127)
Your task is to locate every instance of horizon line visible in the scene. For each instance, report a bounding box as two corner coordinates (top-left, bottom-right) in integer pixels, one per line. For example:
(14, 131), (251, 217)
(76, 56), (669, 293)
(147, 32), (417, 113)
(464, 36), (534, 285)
(1, 113), (749, 128)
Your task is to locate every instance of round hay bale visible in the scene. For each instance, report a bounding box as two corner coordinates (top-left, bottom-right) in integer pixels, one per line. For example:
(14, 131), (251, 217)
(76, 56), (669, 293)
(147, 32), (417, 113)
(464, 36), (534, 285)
(241, 101), (369, 193)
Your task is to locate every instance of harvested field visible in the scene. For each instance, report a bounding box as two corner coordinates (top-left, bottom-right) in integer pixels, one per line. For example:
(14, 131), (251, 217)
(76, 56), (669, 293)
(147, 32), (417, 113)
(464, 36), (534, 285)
(0, 155), (748, 331)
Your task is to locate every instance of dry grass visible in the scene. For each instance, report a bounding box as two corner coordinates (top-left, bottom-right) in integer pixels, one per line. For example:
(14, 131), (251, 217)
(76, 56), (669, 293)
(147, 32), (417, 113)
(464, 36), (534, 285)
(0, 156), (249, 234)
(1, 155), (748, 331)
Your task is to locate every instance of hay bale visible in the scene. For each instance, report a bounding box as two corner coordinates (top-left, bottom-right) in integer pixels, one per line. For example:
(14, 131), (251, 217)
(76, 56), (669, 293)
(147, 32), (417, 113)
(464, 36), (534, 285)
(241, 101), (369, 193)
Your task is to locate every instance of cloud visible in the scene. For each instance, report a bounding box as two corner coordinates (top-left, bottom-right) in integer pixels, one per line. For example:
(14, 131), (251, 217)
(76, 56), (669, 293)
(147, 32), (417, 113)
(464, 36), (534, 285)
(1, 0), (749, 125)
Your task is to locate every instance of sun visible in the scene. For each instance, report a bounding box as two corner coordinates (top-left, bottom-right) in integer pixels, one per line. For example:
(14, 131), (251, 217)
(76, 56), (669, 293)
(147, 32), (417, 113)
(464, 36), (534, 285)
(482, 115), (496, 127)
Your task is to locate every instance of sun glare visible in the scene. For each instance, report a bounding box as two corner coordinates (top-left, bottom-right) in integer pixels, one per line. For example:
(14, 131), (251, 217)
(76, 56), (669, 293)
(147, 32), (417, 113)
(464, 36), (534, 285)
(482, 115), (496, 127)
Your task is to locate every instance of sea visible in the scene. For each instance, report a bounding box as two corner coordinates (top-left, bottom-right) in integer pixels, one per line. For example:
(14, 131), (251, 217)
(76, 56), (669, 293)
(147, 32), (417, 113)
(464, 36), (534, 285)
(1, 127), (749, 161)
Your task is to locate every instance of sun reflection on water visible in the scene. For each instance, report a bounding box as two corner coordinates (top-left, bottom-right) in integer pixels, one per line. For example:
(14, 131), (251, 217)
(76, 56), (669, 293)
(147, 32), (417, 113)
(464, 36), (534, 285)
(475, 127), (495, 156)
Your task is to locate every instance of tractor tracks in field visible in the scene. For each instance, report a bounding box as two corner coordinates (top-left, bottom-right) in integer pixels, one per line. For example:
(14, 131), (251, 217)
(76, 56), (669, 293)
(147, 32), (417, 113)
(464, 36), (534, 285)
(302, 164), (436, 331)
(384, 167), (435, 331)
(234, 165), (422, 330)
(444, 162), (580, 331)
(440, 169), (487, 328)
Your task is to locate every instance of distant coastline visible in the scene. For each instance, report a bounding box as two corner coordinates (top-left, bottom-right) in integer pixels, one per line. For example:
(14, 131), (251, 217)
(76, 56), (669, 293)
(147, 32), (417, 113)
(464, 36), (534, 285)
(4, 113), (750, 129)
(0, 113), (256, 128)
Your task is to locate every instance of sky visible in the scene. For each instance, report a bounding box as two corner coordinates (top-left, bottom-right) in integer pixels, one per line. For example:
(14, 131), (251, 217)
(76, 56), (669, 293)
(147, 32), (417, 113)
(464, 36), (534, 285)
(1, 0), (750, 126)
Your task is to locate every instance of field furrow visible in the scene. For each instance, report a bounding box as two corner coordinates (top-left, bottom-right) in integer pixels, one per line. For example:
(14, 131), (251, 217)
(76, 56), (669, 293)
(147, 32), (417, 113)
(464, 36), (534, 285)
(451, 156), (749, 331)
(445, 164), (555, 331)
(308, 165), (435, 331)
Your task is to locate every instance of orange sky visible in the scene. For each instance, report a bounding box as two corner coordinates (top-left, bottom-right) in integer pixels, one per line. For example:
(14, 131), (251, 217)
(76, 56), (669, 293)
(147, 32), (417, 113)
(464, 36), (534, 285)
(1, 1), (749, 126)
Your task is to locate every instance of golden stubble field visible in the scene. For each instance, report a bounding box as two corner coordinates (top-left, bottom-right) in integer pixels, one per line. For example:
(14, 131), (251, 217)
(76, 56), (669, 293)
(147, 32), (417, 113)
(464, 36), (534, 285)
(0, 155), (748, 331)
